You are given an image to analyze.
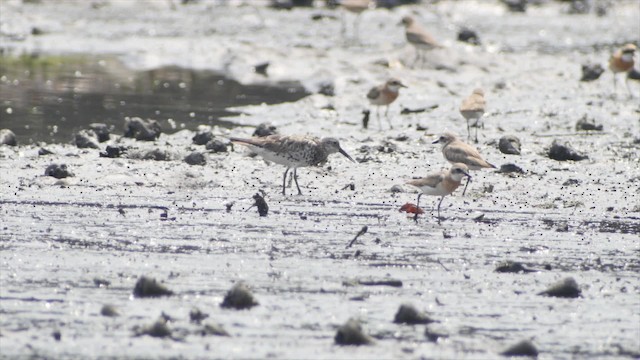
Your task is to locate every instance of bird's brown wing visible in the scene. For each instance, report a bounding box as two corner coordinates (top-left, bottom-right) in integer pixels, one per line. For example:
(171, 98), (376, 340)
(406, 172), (444, 189)
(406, 27), (440, 47)
(461, 94), (485, 112)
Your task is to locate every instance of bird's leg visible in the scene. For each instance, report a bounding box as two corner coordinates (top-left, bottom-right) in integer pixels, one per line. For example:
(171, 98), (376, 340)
(385, 106), (393, 129)
(462, 176), (472, 196)
(376, 107), (383, 131)
(413, 193), (423, 222)
(475, 117), (479, 143)
(282, 167), (290, 196)
(436, 196), (445, 223)
(293, 168), (302, 195)
(354, 13), (362, 43)
(466, 118), (471, 141)
(625, 77), (633, 98)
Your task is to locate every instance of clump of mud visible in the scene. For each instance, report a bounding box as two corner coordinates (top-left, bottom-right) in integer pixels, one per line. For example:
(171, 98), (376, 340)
(132, 276), (174, 298)
(220, 282), (259, 309)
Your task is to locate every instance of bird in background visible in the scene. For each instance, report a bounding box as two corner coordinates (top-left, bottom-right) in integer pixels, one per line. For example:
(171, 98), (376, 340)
(609, 43), (636, 95)
(401, 15), (443, 65)
(459, 88), (486, 143)
(337, 0), (374, 41)
(366, 78), (407, 130)
(406, 163), (471, 223)
(432, 132), (495, 195)
(230, 134), (355, 196)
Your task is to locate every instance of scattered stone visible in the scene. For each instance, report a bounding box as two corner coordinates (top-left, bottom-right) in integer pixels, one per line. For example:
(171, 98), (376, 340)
(548, 140), (588, 161)
(52, 330), (61, 341)
(457, 27), (481, 45)
(562, 178), (581, 186)
(184, 151), (207, 166)
(220, 282), (258, 310)
(93, 278), (111, 287)
(317, 80), (335, 96)
(254, 61), (269, 76)
(393, 303), (434, 325)
(494, 260), (535, 273)
(38, 148), (54, 156)
(192, 130), (215, 145)
(31, 27), (45, 36)
(200, 323), (230, 337)
(580, 63), (604, 82)
(344, 279), (403, 287)
(189, 308), (209, 324)
(89, 123), (111, 142)
(124, 117), (162, 141)
(538, 277), (581, 298)
(498, 163), (524, 174)
(142, 148), (171, 161)
(99, 145), (127, 158)
(575, 115), (603, 131)
(45, 164), (73, 179)
(252, 123), (278, 137)
(334, 318), (373, 346)
(205, 139), (228, 153)
(132, 276), (174, 298)
(567, 0), (591, 14)
(628, 68), (640, 81)
(100, 304), (119, 317)
(250, 193), (269, 217)
(425, 327), (448, 342)
(390, 184), (404, 193)
(135, 318), (172, 338)
(498, 135), (521, 155)
(0, 129), (17, 146)
(503, 0), (526, 12)
(501, 339), (539, 357)
(74, 129), (100, 149)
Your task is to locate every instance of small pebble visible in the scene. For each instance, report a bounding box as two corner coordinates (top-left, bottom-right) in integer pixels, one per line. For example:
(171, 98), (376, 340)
(457, 27), (481, 45)
(393, 303), (435, 325)
(252, 123), (278, 137)
(132, 276), (174, 298)
(425, 327), (448, 342)
(0, 129), (17, 146)
(192, 130), (215, 145)
(89, 123), (111, 142)
(220, 282), (258, 309)
(580, 63), (604, 82)
(538, 277), (581, 298)
(38, 148), (54, 156)
(100, 304), (119, 317)
(501, 339), (539, 357)
(184, 151), (207, 166)
(498, 163), (524, 174)
(498, 135), (521, 155)
(494, 260), (534, 273)
(142, 148), (171, 161)
(206, 139), (228, 153)
(548, 140), (588, 161)
(45, 164), (73, 179)
(334, 318), (373, 346)
(74, 129), (100, 149)
(254, 61), (269, 76)
(200, 323), (230, 337)
(189, 308), (209, 324)
(124, 117), (162, 141)
(99, 145), (127, 158)
(52, 330), (61, 341)
(575, 115), (603, 131)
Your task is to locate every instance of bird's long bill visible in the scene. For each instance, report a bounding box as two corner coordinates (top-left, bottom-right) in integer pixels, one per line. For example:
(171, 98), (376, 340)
(399, 82), (408, 88)
(464, 172), (472, 179)
(432, 139), (440, 144)
(339, 148), (356, 163)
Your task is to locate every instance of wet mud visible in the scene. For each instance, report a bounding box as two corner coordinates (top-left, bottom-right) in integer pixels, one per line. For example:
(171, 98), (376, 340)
(1, 0), (640, 359)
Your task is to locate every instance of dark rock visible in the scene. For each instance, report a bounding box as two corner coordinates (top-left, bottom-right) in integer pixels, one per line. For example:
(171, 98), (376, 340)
(628, 68), (640, 81)
(142, 148), (171, 161)
(52, 330), (61, 341)
(192, 130), (215, 145)
(74, 129), (100, 149)
(502, 0), (526, 12)
(562, 178), (581, 186)
(205, 139), (228, 153)
(317, 80), (335, 96)
(100, 304), (119, 317)
(254, 62), (270, 76)
(253, 123), (278, 137)
(89, 123), (111, 142)
(425, 327), (448, 342)
(220, 282), (258, 310)
(575, 115), (603, 131)
(501, 339), (539, 357)
(567, 0), (591, 14)
(38, 148), (54, 156)
(132, 276), (173, 298)
(498, 163), (524, 174)
(124, 117), (162, 141)
(200, 323), (230, 337)
(136, 319), (172, 338)
(498, 135), (521, 155)
(99, 145), (127, 158)
(189, 308), (209, 324)
(252, 193), (269, 217)
(0, 129), (17, 146)
(184, 151), (207, 166)
(334, 318), (373, 346)
(393, 303), (435, 325)
(93, 278), (111, 287)
(45, 164), (73, 179)
(580, 63), (604, 82)
(538, 277), (581, 298)
(548, 140), (588, 161)
(495, 260), (535, 273)
(457, 27), (481, 45)
(31, 27), (45, 35)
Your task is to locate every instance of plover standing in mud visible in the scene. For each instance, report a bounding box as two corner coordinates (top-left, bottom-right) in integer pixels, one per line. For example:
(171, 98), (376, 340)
(230, 134), (355, 196)
(459, 88), (486, 143)
(401, 15), (442, 65)
(609, 43), (636, 95)
(433, 132), (495, 195)
(367, 78), (407, 130)
(406, 163), (471, 222)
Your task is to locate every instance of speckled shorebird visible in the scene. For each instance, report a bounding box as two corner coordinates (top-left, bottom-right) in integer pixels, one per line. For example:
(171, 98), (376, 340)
(609, 43), (637, 95)
(406, 163), (471, 222)
(367, 78), (407, 130)
(433, 132), (495, 195)
(230, 135), (355, 195)
(401, 15), (442, 65)
(459, 88), (486, 143)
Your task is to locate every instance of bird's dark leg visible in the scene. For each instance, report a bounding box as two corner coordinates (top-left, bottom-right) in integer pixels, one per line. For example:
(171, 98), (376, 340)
(377, 107), (383, 131)
(466, 118), (471, 141)
(293, 168), (302, 195)
(462, 176), (472, 196)
(385, 105), (393, 129)
(282, 167), (290, 196)
(475, 117), (479, 143)
(413, 193), (423, 222)
(436, 196), (445, 223)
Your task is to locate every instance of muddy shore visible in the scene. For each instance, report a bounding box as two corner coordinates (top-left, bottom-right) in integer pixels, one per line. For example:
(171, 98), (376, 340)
(1, 0), (639, 359)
